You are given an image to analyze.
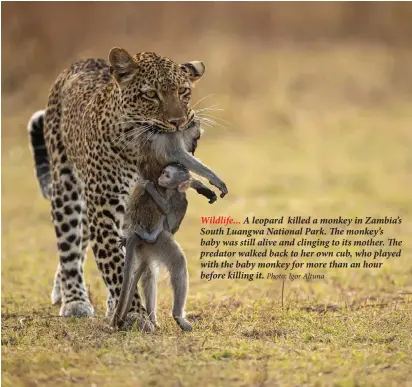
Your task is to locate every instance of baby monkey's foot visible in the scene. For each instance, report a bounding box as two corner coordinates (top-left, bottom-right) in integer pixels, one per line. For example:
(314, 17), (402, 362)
(173, 316), (193, 331)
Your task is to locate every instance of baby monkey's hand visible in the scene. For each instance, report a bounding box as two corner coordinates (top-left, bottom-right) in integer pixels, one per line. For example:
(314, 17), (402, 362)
(207, 190), (217, 204)
(190, 178), (218, 204)
(198, 187), (217, 204)
(118, 237), (126, 249)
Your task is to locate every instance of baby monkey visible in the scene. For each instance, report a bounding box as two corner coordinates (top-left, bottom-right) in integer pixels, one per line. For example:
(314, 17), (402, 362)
(112, 163), (217, 330)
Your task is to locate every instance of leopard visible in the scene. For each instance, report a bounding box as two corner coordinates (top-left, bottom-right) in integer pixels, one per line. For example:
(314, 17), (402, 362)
(27, 47), (228, 331)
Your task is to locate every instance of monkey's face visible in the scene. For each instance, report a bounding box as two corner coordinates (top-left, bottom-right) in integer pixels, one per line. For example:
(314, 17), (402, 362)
(158, 166), (190, 191)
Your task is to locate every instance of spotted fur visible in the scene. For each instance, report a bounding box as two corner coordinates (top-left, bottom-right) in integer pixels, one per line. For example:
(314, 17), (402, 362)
(28, 48), (206, 330)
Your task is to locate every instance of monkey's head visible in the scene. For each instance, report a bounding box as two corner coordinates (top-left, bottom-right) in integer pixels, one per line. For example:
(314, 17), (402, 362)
(158, 163), (191, 192)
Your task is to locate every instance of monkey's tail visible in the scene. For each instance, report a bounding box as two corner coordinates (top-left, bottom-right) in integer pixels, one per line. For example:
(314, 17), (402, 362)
(27, 110), (52, 199)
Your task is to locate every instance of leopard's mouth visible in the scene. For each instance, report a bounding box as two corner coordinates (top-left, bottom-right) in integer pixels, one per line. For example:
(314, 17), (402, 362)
(125, 115), (198, 136)
(150, 116), (198, 134)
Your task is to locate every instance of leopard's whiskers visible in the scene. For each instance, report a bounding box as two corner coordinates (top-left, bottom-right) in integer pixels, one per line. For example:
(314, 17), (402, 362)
(114, 126), (152, 158)
(110, 123), (153, 147)
(197, 116), (228, 132)
(197, 112), (231, 126)
(191, 94), (215, 109)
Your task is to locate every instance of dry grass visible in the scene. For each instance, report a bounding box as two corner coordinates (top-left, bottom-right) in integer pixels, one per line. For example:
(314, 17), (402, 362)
(2, 4), (412, 385)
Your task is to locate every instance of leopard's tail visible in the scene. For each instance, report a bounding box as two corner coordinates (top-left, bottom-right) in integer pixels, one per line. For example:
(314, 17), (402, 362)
(28, 110), (52, 199)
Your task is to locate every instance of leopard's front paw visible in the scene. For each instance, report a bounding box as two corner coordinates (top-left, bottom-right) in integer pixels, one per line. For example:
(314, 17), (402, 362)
(60, 301), (95, 317)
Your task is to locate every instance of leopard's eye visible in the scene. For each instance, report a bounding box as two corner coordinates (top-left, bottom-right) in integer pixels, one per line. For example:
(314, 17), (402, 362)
(144, 90), (157, 99)
(178, 87), (190, 95)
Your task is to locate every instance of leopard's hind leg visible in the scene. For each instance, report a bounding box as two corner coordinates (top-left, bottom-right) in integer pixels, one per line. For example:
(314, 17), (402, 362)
(51, 203), (90, 306)
(51, 169), (94, 317)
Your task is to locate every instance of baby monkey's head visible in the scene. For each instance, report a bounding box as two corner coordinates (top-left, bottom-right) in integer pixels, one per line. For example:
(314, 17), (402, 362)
(158, 163), (191, 192)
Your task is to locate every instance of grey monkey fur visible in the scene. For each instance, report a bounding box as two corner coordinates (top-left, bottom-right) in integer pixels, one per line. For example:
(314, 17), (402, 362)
(112, 162), (218, 330)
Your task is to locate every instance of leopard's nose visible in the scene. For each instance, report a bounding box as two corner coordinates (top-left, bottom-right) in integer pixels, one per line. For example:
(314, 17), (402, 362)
(168, 117), (187, 129)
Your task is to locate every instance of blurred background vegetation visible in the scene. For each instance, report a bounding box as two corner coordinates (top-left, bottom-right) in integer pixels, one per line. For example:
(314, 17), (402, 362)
(2, 3), (412, 386)
(2, 2), (412, 115)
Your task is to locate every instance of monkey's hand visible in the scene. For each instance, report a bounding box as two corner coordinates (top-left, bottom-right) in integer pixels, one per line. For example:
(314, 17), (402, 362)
(196, 187), (217, 204)
(207, 191), (218, 204)
(145, 181), (170, 214)
(118, 237), (126, 249)
(209, 177), (228, 198)
(190, 178), (218, 203)
(144, 180), (155, 192)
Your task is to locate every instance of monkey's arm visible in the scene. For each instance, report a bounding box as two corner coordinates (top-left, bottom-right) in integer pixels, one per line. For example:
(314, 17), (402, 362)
(133, 216), (165, 244)
(172, 151), (228, 198)
(145, 181), (169, 214)
(190, 179), (217, 204)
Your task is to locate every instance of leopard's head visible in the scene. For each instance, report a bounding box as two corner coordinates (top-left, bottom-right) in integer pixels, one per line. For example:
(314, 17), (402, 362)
(109, 47), (205, 133)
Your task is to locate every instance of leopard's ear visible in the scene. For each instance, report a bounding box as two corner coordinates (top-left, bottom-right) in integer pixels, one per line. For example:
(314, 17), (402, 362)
(108, 47), (138, 85)
(180, 61), (205, 85)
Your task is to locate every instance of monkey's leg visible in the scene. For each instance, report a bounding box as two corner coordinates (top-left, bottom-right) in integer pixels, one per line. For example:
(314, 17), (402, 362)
(146, 232), (192, 331)
(133, 216), (165, 244)
(86, 185), (153, 333)
(111, 235), (147, 328)
(176, 151), (228, 198)
(141, 264), (159, 327)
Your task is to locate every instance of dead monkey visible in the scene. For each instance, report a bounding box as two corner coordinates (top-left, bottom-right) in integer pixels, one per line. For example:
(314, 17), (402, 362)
(111, 163), (217, 330)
